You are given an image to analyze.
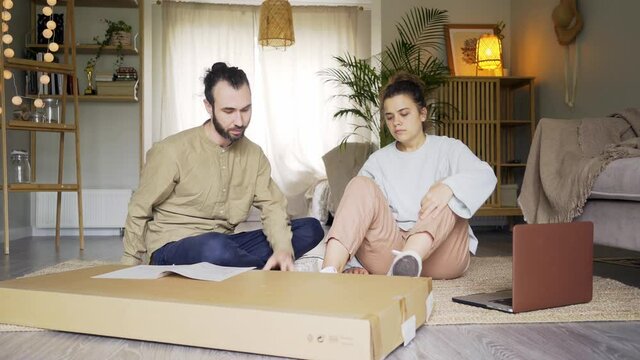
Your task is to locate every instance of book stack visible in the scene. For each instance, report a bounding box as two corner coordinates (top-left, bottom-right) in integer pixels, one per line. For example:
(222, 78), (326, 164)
(96, 80), (138, 98)
(95, 67), (139, 98)
(114, 66), (138, 81)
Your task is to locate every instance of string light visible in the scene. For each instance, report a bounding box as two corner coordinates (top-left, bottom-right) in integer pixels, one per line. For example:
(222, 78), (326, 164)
(2, 33), (11, 44)
(42, 6), (52, 16)
(48, 42), (59, 52)
(1, 11), (10, 21)
(42, 28), (53, 39)
(39, 74), (51, 85)
(2, 0), (13, 10)
(11, 96), (22, 106)
(3, 48), (14, 58)
(1, 22), (8, 33)
(46, 0), (57, 5)
(43, 52), (54, 62)
(3, 69), (11, 79)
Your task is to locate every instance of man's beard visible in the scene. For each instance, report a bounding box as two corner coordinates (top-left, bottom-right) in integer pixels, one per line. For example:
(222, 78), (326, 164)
(211, 113), (245, 144)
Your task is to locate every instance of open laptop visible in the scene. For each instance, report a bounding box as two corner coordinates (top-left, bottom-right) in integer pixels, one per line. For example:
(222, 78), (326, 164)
(452, 222), (593, 313)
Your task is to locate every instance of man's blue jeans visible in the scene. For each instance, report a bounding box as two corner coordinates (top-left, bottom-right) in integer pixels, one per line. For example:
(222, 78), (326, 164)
(150, 217), (324, 268)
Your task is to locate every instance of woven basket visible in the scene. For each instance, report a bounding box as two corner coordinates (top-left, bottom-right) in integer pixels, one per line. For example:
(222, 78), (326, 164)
(109, 31), (132, 47)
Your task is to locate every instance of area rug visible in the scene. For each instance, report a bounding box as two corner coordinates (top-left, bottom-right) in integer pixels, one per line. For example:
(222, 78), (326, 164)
(1, 256), (639, 332)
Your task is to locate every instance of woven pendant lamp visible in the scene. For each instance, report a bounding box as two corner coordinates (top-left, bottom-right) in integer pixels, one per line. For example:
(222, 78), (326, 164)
(258, 0), (295, 48)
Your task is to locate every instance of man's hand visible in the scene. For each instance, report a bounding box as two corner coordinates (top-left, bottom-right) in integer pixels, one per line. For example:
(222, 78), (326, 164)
(263, 250), (295, 271)
(419, 182), (454, 220)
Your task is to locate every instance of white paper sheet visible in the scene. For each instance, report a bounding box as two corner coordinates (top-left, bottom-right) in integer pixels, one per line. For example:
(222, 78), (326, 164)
(92, 262), (255, 282)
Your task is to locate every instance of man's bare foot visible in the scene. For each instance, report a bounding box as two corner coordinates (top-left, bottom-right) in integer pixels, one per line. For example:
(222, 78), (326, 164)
(343, 267), (369, 275)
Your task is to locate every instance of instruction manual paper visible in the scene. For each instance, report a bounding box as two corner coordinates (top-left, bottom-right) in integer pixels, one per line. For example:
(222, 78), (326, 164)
(93, 262), (255, 282)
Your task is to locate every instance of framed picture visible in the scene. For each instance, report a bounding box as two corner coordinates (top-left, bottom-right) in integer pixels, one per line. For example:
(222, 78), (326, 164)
(445, 24), (497, 76)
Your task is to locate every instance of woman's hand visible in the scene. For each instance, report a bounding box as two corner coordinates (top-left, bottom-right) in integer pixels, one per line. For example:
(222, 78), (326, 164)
(419, 182), (453, 219)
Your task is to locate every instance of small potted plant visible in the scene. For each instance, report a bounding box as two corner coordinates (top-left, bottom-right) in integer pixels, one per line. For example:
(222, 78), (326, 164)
(85, 19), (133, 73)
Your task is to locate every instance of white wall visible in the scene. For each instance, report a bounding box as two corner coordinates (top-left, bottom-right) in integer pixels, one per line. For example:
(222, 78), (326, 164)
(511, 0), (640, 119)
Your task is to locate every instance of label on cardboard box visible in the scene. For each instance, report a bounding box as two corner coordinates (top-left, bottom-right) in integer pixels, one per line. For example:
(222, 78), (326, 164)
(401, 315), (416, 346)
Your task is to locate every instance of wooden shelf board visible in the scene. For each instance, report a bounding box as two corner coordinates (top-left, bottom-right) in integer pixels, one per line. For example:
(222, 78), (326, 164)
(79, 95), (139, 102)
(476, 207), (523, 217)
(4, 58), (74, 75)
(35, 0), (138, 8)
(27, 44), (139, 55)
(4, 120), (77, 132)
(2, 184), (79, 192)
(501, 120), (533, 126)
(24, 95), (138, 103)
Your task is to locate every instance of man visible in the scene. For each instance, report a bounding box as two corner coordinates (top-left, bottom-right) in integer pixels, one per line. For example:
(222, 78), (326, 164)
(122, 62), (324, 270)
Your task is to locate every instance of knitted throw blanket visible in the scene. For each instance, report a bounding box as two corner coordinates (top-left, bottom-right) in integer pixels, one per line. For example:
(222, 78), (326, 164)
(518, 108), (640, 223)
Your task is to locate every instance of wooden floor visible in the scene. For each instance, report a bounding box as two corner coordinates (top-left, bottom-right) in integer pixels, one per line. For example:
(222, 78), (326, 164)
(1, 229), (639, 359)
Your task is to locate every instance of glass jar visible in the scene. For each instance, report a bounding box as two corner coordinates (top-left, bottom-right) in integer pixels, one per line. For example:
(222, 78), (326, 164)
(10, 150), (31, 184)
(42, 98), (60, 123)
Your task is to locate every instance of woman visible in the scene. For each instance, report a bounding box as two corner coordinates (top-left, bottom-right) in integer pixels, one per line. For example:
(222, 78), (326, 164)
(321, 72), (497, 279)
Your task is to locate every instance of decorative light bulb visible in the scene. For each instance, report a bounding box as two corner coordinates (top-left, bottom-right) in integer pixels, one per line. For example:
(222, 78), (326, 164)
(0, 107), (3, 115)
(1, 11), (10, 21)
(42, 28), (53, 39)
(3, 69), (11, 79)
(2, 33), (11, 44)
(46, 20), (57, 30)
(42, 6), (53, 16)
(43, 52), (54, 62)
(2, 22), (8, 33)
(40, 74), (51, 85)
(48, 42), (59, 52)
(34, 98), (44, 108)
(3, 47), (13, 58)
(46, 0), (57, 6)
(2, 0), (13, 10)
(11, 96), (22, 106)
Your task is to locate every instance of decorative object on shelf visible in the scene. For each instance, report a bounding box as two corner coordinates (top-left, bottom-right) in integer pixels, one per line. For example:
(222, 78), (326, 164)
(84, 66), (96, 95)
(445, 24), (498, 76)
(9, 150), (31, 184)
(258, 0), (294, 48)
(86, 19), (133, 72)
(552, 0), (583, 108)
(41, 98), (60, 123)
(475, 22), (505, 76)
(320, 7), (450, 148)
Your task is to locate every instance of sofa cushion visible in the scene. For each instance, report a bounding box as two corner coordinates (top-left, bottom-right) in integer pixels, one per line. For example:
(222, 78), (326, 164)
(589, 158), (640, 201)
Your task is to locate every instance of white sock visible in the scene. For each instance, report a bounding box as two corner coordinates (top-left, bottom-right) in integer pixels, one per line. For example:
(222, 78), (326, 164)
(320, 266), (338, 274)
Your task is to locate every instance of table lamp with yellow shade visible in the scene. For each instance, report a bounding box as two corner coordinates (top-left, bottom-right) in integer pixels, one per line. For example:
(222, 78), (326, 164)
(476, 33), (503, 76)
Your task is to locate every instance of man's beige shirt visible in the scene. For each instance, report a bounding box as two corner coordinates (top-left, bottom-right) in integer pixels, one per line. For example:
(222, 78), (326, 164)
(122, 126), (292, 265)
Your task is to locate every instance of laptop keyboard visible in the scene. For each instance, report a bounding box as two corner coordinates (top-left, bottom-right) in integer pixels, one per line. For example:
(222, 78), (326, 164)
(491, 298), (513, 306)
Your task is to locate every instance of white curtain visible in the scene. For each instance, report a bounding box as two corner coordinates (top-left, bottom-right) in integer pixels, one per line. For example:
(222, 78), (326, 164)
(160, 2), (361, 215)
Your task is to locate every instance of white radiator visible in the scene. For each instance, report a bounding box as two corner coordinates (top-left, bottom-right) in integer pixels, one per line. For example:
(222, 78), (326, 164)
(35, 189), (132, 229)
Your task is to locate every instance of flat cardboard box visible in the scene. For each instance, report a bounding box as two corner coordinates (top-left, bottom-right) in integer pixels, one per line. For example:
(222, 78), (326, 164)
(0, 266), (432, 360)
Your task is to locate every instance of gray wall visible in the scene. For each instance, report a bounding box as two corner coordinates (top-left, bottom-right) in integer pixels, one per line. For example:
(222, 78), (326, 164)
(1, 0), (32, 240)
(511, 0), (640, 119)
(381, 0), (512, 69)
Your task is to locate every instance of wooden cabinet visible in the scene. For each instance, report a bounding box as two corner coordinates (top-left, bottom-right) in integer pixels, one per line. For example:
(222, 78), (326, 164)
(435, 76), (535, 217)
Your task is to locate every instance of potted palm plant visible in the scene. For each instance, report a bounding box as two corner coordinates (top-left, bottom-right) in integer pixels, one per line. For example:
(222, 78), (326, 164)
(320, 7), (453, 148)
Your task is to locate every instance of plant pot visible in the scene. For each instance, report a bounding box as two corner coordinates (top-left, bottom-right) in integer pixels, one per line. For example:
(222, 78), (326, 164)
(109, 31), (131, 47)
